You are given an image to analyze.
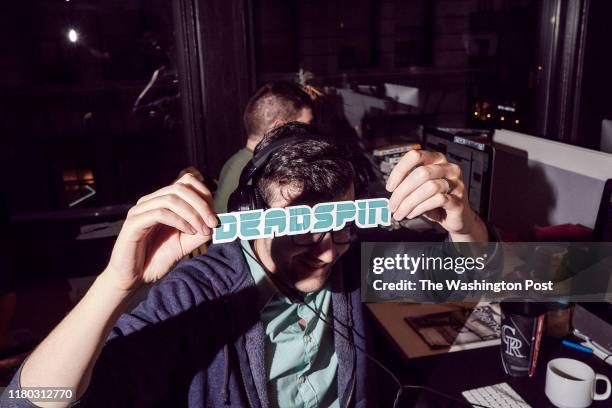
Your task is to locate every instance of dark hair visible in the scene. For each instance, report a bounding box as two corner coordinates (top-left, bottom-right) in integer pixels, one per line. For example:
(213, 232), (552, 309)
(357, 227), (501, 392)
(243, 82), (314, 138)
(253, 122), (356, 205)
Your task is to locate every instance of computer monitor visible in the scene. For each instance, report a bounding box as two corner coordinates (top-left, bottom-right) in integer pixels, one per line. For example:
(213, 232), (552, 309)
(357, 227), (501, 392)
(593, 179), (612, 241)
(601, 119), (612, 154)
(423, 127), (494, 221)
(383, 83), (420, 107)
(490, 129), (612, 234)
(337, 88), (386, 137)
(576, 180), (612, 350)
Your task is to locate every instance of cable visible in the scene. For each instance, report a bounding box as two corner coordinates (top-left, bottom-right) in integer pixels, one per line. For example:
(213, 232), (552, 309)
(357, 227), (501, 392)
(245, 240), (368, 340)
(299, 297), (490, 408)
(242, 244), (492, 408)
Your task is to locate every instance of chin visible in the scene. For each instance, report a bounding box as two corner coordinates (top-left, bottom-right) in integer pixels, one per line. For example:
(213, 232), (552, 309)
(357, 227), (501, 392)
(294, 278), (328, 294)
(292, 263), (332, 293)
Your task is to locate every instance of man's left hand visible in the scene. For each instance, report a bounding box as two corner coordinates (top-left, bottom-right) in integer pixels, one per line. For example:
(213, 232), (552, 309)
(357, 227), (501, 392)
(385, 149), (489, 242)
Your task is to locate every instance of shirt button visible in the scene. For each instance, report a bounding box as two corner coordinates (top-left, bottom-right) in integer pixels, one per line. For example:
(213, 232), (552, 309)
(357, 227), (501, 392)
(304, 334), (311, 343)
(299, 375), (306, 384)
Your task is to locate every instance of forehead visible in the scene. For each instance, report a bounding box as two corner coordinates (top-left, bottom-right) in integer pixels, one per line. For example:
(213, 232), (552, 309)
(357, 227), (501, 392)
(267, 182), (355, 209)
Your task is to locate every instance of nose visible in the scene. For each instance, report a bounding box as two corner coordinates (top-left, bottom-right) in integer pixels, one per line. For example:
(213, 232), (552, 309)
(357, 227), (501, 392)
(309, 233), (339, 264)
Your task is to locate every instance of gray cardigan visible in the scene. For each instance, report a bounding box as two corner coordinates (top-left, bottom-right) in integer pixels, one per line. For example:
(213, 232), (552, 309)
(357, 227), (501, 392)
(3, 241), (376, 407)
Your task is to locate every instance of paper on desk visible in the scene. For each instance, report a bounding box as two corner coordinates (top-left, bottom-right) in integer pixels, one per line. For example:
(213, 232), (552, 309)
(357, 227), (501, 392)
(449, 302), (502, 352)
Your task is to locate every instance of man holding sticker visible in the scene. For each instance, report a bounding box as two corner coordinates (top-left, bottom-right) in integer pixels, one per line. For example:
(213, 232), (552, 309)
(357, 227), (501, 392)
(8, 123), (490, 408)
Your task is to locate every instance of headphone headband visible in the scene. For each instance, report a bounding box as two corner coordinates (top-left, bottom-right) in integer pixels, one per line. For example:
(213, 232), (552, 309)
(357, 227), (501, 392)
(229, 132), (329, 212)
(227, 125), (363, 213)
(238, 135), (319, 185)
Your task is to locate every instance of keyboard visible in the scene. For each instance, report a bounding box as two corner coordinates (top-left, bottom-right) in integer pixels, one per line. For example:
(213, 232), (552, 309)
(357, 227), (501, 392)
(462, 382), (531, 408)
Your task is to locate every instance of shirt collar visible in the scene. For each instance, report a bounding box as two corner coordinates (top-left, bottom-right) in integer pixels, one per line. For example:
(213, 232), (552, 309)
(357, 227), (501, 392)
(240, 239), (280, 311)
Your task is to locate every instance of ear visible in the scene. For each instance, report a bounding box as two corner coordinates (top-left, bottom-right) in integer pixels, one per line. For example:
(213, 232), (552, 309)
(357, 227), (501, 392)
(270, 119), (284, 130)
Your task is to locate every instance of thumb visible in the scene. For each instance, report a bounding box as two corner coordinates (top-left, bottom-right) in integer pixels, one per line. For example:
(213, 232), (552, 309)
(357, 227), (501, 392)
(180, 231), (211, 255)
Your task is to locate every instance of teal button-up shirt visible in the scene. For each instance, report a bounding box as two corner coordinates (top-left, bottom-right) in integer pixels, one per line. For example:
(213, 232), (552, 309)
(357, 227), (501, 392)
(240, 240), (339, 408)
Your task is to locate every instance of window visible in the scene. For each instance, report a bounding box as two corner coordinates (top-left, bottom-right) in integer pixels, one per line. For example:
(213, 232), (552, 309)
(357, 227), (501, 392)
(253, 0), (432, 78)
(0, 0), (189, 214)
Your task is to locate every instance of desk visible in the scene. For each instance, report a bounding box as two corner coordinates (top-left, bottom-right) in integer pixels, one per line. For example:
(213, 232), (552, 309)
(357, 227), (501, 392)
(367, 302), (483, 359)
(410, 336), (612, 407)
(367, 302), (612, 407)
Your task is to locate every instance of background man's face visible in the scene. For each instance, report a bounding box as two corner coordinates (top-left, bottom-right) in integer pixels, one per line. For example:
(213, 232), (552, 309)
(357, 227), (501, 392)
(295, 107), (314, 125)
(254, 184), (354, 293)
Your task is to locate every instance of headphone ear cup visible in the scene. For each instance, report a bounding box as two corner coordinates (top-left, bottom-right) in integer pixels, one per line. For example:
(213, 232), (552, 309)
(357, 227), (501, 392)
(227, 187), (248, 213)
(228, 186), (264, 213)
(351, 154), (371, 198)
(253, 187), (266, 210)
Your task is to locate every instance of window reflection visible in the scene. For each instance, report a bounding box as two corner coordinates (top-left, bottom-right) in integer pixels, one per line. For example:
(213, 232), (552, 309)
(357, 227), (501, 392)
(0, 1), (186, 214)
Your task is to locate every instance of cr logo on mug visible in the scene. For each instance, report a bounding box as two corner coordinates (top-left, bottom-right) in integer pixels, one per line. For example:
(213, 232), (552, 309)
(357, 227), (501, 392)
(545, 358), (611, 408)
(501, 325), (525, 357)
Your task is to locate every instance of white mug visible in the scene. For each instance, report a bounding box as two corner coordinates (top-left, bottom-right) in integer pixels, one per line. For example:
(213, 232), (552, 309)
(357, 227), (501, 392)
(545, 358), (611, 408)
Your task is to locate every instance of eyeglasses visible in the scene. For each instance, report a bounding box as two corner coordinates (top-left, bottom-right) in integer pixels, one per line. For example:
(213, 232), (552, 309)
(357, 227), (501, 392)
(260, 199), (355, 247)
(291, 224), (354, 247)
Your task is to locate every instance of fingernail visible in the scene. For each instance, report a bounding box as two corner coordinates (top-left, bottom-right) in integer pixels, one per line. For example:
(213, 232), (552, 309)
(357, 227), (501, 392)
(386, 178), (396, 191)
(189, 226), (198, 235)
(206, 215), (218, 228)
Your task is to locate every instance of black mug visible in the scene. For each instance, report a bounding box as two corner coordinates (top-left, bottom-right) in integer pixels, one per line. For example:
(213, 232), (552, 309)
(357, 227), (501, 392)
(500, 301), (546, 377)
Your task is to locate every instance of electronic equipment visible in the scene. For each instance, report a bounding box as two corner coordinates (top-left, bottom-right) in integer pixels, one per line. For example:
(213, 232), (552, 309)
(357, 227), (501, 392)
(601, 119), (612, 154)
(336, 88), (386, 137)
(593, 179), (612, 241)
(227, 134), (309, 212)
(490, 129), (612, 233)
(227, 123), (329, 213)
(462, 383), (531, 408)
(383, 83), (419, 107)
(227, 123), (370, 213)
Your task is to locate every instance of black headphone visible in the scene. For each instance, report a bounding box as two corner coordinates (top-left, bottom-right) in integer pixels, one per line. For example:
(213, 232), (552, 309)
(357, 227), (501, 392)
(227, 131), (328, 213)
(227, 125), (369, 212)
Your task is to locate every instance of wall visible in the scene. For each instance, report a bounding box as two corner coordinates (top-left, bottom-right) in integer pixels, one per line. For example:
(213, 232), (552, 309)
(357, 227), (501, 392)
(255, 0), (480, 128)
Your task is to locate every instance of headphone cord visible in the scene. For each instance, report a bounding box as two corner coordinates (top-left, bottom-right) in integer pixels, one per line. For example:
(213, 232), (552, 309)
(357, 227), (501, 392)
(242, 244), (491, 408)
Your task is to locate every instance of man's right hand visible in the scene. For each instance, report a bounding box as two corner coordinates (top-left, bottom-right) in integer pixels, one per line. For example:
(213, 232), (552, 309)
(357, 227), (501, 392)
(105, 173), (218, 292)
